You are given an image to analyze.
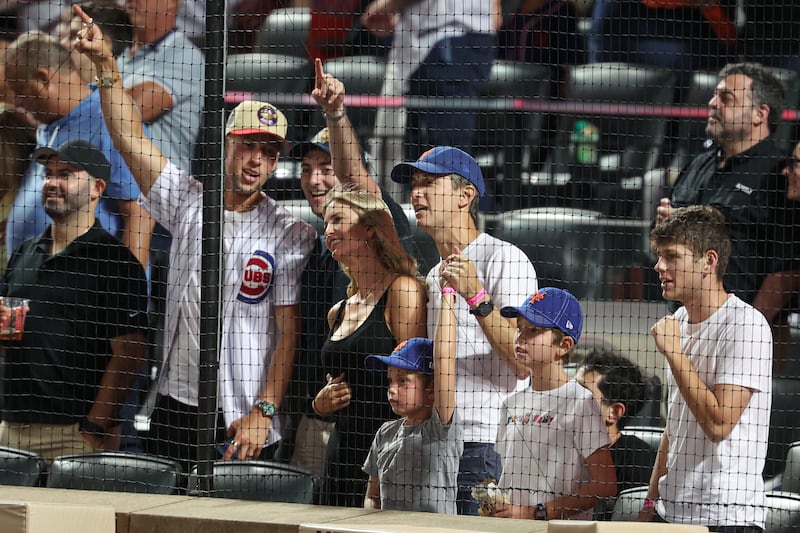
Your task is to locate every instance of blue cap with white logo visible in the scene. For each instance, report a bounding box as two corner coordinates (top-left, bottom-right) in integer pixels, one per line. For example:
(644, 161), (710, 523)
(500, 287), (584, 343)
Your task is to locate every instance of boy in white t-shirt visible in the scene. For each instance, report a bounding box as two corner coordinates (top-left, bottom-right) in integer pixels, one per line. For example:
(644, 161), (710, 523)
(493, 287), (617, 521)
(643, 205), (772, 531)
(362, 286), (462, 514)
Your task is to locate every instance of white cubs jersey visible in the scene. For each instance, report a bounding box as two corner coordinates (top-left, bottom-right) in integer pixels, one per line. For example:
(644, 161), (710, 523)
(142, 161), (315, 446)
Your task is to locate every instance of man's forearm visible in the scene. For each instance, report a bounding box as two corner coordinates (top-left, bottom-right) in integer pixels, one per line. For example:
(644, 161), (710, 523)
(88, 332), (147, 426)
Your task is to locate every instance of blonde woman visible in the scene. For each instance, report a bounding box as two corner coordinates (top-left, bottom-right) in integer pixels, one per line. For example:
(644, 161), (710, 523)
(308, 186), (427, 507)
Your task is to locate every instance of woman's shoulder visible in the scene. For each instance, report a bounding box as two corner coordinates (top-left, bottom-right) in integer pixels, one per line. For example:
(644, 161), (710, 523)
(388, 274), (425, 291)
(386, 274), (426, 302)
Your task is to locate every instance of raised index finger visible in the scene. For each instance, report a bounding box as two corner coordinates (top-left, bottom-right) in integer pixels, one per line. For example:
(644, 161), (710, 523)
(73, 4), (91, 23)
(314, 58), (325, 90)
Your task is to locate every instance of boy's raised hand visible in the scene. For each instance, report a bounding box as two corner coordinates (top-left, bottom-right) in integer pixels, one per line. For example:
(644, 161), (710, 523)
(312, 58), (345, 116)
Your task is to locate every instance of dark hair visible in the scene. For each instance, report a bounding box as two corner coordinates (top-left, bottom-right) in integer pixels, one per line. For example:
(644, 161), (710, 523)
(650, 205), (731, 277)
(719, 62), (786, 134)
(580, 348), (648, 430)
(450, 174), (480, 225)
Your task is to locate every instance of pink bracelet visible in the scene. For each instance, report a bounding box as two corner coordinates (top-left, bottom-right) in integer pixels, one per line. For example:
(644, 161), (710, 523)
(642, 498), (656, 510)
(465, 288), (487, 308)
(441, 287), (457, 296)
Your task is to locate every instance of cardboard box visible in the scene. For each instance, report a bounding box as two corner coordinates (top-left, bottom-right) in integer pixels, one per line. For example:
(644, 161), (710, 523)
(300, 526), (507, 533)
(548, 520), (709, 532)
(0, 500), (115, 533)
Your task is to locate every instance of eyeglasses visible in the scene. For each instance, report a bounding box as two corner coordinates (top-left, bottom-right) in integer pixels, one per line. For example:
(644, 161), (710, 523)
(784, 157), (800, 171)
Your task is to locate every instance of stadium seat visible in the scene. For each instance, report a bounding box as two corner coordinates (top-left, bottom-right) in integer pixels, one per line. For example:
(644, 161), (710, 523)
(610, 485), (648, 521)
(487, 207), (657, 301)
(473, 60), (555, 211)
(255, 7), (311, 58)
(766, 378), (800, 479)
(621, 426), (663, 452)
(523, 63), (677, 217)
(486, 207), (608, 300)
(0, 446), (45, 487)
(319, 55), (387, 149)
(225, 53), (312, 142)
(765, 491), (800, 532)
(46, 452), (183, 494)
(207, 460), (315, 503)
(779, 442), (800, 494)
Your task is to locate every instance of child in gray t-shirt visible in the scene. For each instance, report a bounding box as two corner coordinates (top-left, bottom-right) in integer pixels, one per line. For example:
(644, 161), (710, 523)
(362, 289), (462, 514)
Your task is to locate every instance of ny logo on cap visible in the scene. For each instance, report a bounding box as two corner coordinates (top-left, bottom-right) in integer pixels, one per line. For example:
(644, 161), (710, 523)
(529, 290), (547, 304)
(393, 340), (409, 354)
(419, 148), (436, 161)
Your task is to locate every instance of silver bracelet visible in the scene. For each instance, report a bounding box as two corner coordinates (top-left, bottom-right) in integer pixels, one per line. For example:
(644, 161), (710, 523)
(322, 108), (347, 122)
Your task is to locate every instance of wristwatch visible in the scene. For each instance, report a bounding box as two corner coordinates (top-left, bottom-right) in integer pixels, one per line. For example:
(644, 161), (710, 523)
(468, 300), (494, 317)
(535, 503), (548, 520)
(254, 399), (277, 418)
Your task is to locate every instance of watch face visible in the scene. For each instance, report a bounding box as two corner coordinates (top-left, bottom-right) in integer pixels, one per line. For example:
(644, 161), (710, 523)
(471, 301), (493, 317)
(256, 400), (277, 417)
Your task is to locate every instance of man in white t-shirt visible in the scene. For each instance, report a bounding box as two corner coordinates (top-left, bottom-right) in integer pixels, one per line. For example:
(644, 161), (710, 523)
(643, 205), (772, 532)
(74, 13), (316, 472)
(391, 146), (538, 514)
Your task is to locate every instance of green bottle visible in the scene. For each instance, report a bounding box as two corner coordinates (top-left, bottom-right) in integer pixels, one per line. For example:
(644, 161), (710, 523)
(571, 120), (600, 166)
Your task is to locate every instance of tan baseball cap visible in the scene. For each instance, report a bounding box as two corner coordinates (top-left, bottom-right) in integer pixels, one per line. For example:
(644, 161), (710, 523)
(225, 101), (288, 142)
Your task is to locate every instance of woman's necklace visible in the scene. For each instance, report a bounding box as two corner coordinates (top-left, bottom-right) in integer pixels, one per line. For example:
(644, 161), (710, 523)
(352, 271), (393, 305)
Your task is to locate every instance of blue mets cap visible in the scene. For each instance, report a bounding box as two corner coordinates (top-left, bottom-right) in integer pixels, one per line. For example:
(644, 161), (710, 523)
(365, 338), (434, 374)
(390, 146), (485, 197)
(500, 287), (584, 343)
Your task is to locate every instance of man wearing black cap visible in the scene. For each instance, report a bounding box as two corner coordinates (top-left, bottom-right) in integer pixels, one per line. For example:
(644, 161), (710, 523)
(0, 139), (149, 461)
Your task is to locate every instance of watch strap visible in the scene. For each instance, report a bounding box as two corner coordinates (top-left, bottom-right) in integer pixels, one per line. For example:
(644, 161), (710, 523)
(254, 399), (277, 417)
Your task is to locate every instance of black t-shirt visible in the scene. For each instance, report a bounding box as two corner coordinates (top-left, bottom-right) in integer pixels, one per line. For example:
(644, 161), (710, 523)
(670, 138), (786, 303)
(611, 434), (657, 494)
(1, 223), (149, 424)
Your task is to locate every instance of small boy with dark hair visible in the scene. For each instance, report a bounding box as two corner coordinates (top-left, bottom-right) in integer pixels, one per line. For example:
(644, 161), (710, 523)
(492, 287), (617, 520)
(577, 348), (658, 493)
(362, 287), (462, 514)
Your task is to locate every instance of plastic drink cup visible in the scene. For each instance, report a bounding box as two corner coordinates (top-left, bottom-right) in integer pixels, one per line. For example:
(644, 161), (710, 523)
(0, 297), (29, 341)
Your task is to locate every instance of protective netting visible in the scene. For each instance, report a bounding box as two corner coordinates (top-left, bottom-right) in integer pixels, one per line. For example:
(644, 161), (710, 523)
(0, 1), (797, 528)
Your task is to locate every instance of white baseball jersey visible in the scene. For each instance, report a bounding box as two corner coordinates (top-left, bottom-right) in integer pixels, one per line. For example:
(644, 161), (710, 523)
(142, 161), (315, 446)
